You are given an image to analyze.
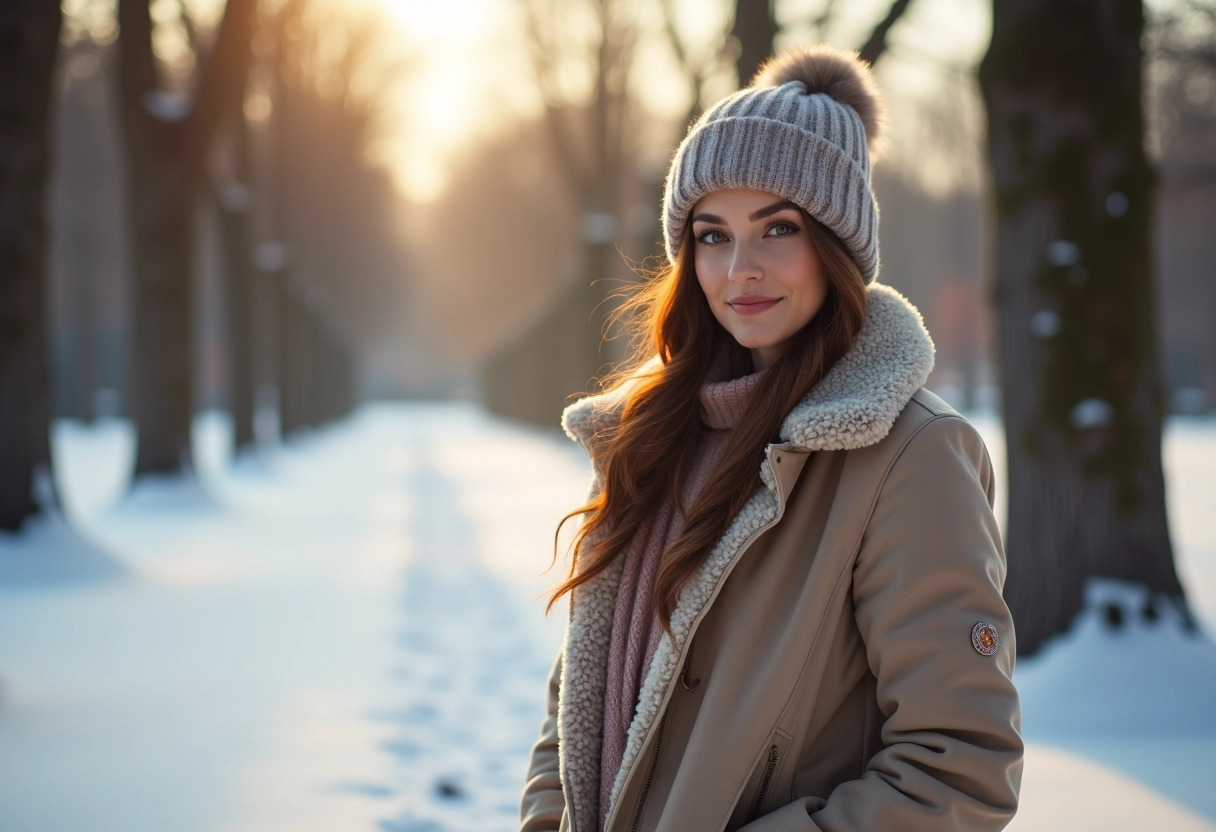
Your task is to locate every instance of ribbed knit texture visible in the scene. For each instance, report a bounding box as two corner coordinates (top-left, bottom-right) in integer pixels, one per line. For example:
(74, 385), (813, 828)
(662, 67), (880, 283)
(598, 365), (764, 829)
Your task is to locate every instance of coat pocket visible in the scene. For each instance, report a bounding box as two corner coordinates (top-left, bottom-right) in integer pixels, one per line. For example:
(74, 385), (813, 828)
(744, 728), (793, 823)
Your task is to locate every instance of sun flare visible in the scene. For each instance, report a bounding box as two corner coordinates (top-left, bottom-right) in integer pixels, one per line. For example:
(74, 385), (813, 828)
(324, 0), (523, 201)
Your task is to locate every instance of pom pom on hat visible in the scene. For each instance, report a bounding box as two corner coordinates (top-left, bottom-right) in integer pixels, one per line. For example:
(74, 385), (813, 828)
(751, 45), (885, 156)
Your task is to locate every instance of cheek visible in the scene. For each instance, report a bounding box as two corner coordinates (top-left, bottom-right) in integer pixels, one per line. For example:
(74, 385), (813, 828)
(693, 252), (719, 296)
(784, 252), (828, 321)
(797, 261), (827, 296)
(794, 250), (827, 297)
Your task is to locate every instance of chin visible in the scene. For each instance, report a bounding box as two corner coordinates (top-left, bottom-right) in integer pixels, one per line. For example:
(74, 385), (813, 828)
(733, 334), (784, 351)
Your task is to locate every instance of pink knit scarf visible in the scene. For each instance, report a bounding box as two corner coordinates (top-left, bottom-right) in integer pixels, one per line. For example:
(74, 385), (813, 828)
(597, 364), (763, 829)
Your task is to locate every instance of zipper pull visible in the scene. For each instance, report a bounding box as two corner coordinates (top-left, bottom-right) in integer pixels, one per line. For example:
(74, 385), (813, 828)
(680, 640), (701, 690)
(680, 663), (701, 691)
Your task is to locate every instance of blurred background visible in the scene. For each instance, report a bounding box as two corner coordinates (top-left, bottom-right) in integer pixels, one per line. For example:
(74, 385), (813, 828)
(1, 0), (1215, 830)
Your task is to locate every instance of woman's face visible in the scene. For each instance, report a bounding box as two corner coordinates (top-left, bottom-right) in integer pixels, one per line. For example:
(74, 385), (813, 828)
(691, 188), (828, 371)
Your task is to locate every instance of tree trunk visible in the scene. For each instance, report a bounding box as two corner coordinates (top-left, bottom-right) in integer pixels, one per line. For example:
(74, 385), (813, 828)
(979, 0), (1188, 654)
(218, 115), (256, 450)
(318, 329), (346, 423)
(578, 213), (617, 391)
(264, 16), (310, 439)
(731, 0), (778, 85)
(0, 1), (62, 531)
(326, 327), (356, 423)
(72, 249), (97, 423)
(116, 0), (258, 476)
(125, 129), (196, 473)
(275, 274), (310, 437)
(296, 295), (317, 430)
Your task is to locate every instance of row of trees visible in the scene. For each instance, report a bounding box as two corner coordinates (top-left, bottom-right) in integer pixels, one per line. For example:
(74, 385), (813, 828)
(2, 0), (1206, 653)
(3, 0), (413, 537)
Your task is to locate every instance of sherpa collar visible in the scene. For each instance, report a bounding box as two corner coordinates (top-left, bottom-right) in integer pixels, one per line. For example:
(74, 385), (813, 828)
(554, 282), (934, 832)
(562, 283), (935, 456)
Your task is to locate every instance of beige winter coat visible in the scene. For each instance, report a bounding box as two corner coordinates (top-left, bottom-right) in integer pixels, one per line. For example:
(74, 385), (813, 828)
(520, 284), (1023, 832)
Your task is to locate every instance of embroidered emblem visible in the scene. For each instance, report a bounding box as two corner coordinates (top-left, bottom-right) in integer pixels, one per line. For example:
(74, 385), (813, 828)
(972, 621), (999, 656)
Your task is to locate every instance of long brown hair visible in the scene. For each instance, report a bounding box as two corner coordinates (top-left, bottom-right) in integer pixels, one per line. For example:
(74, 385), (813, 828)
(549, 213), (868, 633)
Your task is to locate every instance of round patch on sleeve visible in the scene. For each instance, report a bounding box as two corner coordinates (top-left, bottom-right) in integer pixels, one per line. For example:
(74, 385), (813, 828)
(972, 622), (999, 656)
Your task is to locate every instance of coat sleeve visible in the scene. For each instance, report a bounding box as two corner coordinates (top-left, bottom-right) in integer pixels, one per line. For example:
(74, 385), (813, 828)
(520, 649), (567, 832)
(741, 414), (1023, 831)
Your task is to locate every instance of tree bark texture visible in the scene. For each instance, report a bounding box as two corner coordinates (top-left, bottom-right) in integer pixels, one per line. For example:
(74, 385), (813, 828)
(117, 0), (257, 475)
(979, 0), (1187, 654)
(0, 2), (62, 531)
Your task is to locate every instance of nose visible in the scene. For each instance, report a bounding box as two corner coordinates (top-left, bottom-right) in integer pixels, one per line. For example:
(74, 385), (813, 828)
(728, 241), (762, 284)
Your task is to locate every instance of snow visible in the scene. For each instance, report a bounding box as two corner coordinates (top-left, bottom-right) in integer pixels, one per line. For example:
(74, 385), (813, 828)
(1, 402), (1214, 831)
(1011, 580), (1216, 827)
(1045, 239), (1081, 266)
(1070, 397), (1115, 429)
(1030, 309), (1062, 339)
(143, 90), (192, 122)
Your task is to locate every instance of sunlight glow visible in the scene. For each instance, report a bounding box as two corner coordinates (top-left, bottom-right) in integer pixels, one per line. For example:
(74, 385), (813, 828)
(329, 0), (518, 202)
(326, 0), (993, 202)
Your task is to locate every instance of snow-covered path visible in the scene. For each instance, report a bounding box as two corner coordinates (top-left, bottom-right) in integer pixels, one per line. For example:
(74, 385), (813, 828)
(0, 403), (1213, 831)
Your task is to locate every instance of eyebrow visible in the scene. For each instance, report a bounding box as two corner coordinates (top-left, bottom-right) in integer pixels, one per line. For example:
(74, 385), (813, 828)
(690, 199), (802, 225)
(749, 199), (801, 221)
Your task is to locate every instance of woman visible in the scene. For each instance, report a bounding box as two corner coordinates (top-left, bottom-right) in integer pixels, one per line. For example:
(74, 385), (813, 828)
(520, 45), (1022, 832)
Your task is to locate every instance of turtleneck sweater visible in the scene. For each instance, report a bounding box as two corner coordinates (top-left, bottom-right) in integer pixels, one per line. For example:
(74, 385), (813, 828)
(598, 364), (764, 829)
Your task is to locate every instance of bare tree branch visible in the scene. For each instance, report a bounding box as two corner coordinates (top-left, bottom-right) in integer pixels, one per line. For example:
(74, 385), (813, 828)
(602, 1), (639, 194)
(660, 0), (693, 71)
(513, 0), (589, 194)
(857, 0), (914, 66)
(184, 0), (258, 171)
(660, 0), (730, 126)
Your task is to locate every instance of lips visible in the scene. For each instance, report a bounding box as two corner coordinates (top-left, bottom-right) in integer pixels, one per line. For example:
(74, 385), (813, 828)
(728, 296), (781, 315)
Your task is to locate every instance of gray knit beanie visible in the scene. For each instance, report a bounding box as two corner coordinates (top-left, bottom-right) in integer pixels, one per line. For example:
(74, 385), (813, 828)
(662, 45), (885, 284)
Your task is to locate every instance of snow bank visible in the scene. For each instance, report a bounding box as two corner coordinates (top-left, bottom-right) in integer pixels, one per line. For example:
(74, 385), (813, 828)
(1016, 578), (1216, 823)
(1017, 579), (1216, 735)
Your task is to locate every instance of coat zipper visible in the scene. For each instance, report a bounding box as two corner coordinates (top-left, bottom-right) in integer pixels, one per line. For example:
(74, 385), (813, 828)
(628, 713), (668, 832)
(747, 744), (781, 820)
